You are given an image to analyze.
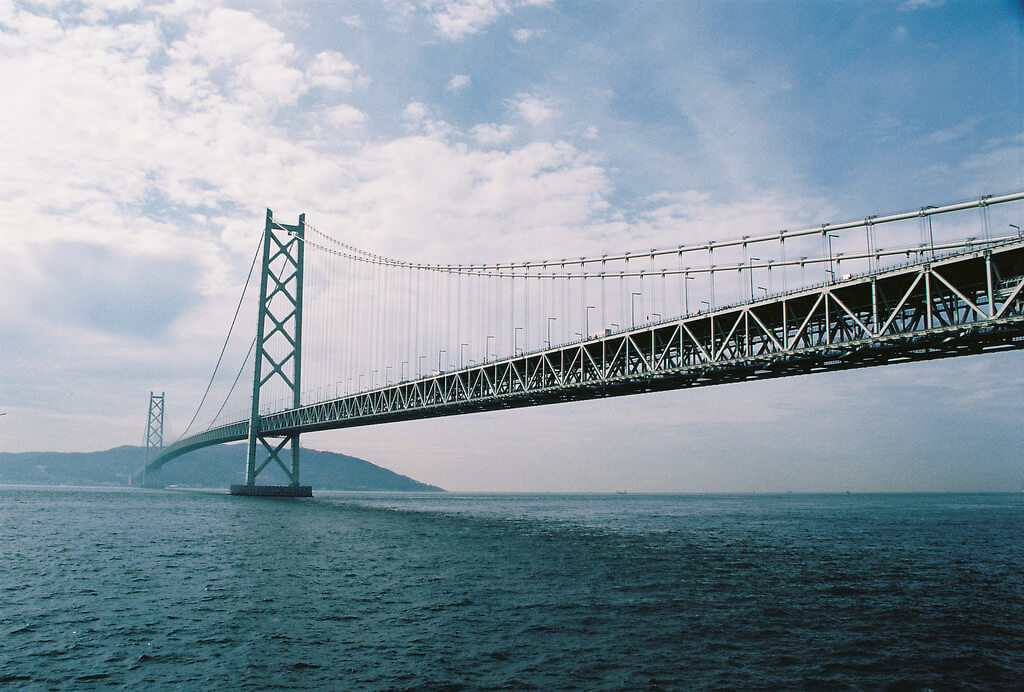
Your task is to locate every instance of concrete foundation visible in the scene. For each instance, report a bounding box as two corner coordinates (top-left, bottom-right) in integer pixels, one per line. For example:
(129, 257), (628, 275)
(229, 484), (313, 497)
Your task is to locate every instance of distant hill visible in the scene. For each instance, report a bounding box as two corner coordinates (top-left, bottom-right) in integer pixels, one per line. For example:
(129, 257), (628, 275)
(0, 444), (443, 491)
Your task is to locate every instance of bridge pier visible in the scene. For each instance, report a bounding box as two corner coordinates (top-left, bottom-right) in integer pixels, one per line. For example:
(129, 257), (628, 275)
(229, 484), (312, 497)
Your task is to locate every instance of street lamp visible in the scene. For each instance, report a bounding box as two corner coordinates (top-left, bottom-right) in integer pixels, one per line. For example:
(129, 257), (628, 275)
(922, 206), (936, 259)
(684, 274), (694, 315)
(652, 312), (661, 322)
(385, 365), (392, 386)
(418, 355), (426, 377)
(460, 343), (468, 368)
(514, 327), (523, 355)
(827, 235), (838, 283)
(438, 349), (446, 373)
(546, 317), (556, 348)
(1011, 224), (1021, 239)
(748, 257), (760, 300)
(585, 305), (595, 336)
(485, 335), (494, 363)
(631, 291), (641, 328)
(700, 300), (710, 313)
(402, 361), (408, 381)
(758, 285), (768, 298)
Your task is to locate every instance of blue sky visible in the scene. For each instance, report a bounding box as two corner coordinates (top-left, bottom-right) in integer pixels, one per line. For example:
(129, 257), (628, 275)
(1, 0), (1022, 491)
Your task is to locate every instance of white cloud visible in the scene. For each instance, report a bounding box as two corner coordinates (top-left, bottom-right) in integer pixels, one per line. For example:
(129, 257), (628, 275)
(307, 50), (367, 92)
(422, 0), (552, 40)
(509, 92), (558, 125)
(470, 123), (517, 145)
(324, 104), (368, 128)
(446, 73), (471, 91)
(403, 100), (430, 122)
(429, 0), (509, 40)
(900, 0), (944, 9)
(512, 27), (544, 42)
(926, 116), (984, 144)
(167, 7), (306, 107)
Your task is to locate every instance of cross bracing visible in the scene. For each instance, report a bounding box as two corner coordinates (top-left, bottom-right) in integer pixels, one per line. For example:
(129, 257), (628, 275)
(143, 235), (1024, 474)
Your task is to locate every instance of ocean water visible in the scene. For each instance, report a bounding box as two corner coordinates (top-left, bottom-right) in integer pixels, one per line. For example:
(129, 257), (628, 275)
(1, 488), (1021, 690)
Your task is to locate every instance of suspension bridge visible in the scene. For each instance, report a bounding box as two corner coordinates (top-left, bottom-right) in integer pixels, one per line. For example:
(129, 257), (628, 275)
(135, 192), (1024, 495)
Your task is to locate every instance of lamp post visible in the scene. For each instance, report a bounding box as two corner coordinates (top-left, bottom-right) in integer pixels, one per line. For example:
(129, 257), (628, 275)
(401, 361), (408, 381)
(460, 343), (468, 368)
(514, 327), (523, 355)
(758, 285), (768, 298)
(700, 300), (710, 313)
(1011, 224), (1021, 239)
(827, 235), (838, 283)
(684, 274), (694, 315)
(546, 317), (556, 348)
(585, 305), (595, 336)
(485, 335), (494, 363)
(631, 292), (641, 328)
(922, 206), (936, 259)
(438, 349), (446, 373)
(748, 257), (760, 300)
(385, 365), (392, 386)
(418, 355), (426, 377)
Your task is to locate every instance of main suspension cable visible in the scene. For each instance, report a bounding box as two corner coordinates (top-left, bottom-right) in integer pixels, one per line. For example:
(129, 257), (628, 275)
(177, 232), (264, 441)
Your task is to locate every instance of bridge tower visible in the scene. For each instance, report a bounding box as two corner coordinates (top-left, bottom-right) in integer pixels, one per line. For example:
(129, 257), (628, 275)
(230, 209), (312, 497)
(142, 391), (163, 487)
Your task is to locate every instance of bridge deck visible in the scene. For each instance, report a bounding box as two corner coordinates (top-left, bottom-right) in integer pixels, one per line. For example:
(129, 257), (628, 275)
(146, 239), (1024, 473)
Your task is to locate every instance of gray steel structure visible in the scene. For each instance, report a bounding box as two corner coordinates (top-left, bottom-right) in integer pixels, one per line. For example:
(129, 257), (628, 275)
(144, 236), (1024, 473)
(242, 209), (306, 489)
(141, 391), (164, 486)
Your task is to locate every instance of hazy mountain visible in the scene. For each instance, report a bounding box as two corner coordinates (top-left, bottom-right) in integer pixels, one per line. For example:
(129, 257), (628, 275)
(0, 444), (443, 491)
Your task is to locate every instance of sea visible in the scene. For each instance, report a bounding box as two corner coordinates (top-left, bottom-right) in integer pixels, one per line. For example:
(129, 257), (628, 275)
(1, 488), (1021, 690)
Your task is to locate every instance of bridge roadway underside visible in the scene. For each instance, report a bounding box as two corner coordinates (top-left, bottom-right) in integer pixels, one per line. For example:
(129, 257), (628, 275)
(148, 241), (1024, 472)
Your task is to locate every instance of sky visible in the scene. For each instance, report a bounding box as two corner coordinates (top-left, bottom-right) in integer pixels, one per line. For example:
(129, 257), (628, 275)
(1, 0), (1023, 492)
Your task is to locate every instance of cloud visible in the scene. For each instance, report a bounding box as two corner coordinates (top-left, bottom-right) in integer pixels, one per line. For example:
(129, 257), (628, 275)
(509, 92), (558, 125)
(470, 122), (516, 145)
(429, 0), (509, 40)
(900, 0), (944, 9)
(421, 0), (552, 40)
(31, 242), (202, 337)
(167, 7), (306, 107)
(307, 50), (367, 92)
(323, 104), (368, 128)
(446, 73), (471, 91)
(926, 116), (984, 145)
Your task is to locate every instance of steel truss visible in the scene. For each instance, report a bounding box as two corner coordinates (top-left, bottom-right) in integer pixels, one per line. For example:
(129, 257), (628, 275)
(148, 239), (1024, 470)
